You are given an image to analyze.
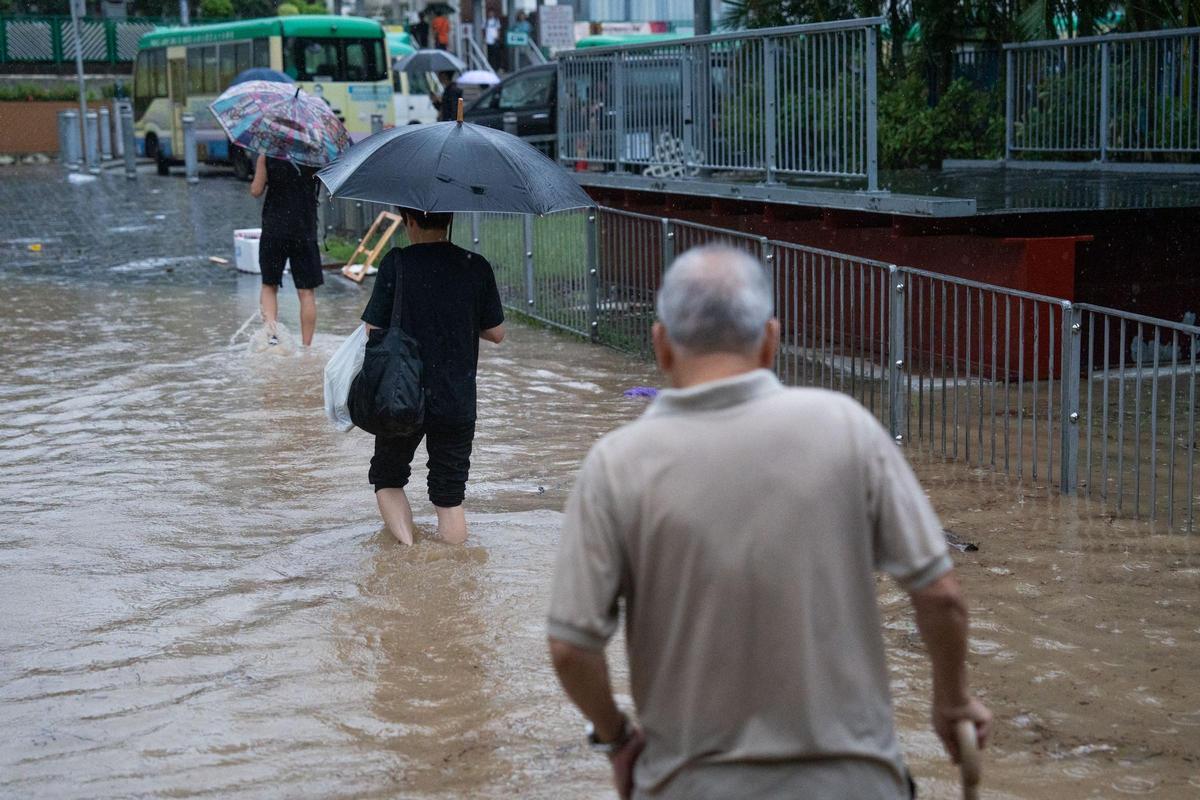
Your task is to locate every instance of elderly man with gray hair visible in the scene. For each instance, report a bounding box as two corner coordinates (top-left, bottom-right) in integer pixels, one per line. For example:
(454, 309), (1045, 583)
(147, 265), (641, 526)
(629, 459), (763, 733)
(547, 245), (991, 799)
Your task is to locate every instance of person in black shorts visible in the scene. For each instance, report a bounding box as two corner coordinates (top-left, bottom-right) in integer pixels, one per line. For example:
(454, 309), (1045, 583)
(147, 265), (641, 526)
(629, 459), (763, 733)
(360, 208), (506, 545)
(249, 153), (323, 346)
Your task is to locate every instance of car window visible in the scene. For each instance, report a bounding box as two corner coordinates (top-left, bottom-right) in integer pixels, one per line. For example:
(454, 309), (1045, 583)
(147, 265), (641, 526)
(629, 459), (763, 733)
(499, 72), (553, 110)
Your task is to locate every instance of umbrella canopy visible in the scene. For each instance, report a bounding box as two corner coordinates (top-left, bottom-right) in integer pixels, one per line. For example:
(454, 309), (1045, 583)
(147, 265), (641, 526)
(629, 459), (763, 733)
(424, 2), (456, 14)
(231, 67), (293, 86)
(394, 48), (466, 75)
(457, 69), (500, 86)
(317, 121), (594, 215)
(209, 80), (351, 167)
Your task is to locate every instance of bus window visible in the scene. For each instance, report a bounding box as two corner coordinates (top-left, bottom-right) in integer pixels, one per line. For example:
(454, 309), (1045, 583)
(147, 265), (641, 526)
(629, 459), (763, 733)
(344, 38), (386, 82)
(219, 45), (237, 89)
(285, 37), (339, 81)
(134, 51), (152, 117)
(234, 41), (252, 75)
(202, 46), (219, 92)
(253, 37), (270, 67)
(187, 48), (203, 94)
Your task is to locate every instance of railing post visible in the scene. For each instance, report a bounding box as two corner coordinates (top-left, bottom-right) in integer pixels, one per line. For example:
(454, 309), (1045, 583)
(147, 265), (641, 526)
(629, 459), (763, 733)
(586, 211), (600, 343)
(63, 109), (81, 170)
(369, 114), (383, 135)
(681, 46), (695, 173)
(523, 214), (535, 310)
(84, 110), (100, 174)
(661, 217), (675, 269)
(1099, 42), (1110, 162)
(470, 211), (481, 253)
(182, 112), (198, 183)
(1005, 49), (1014, 161)
(555, 61), (567, 167)
(121, 103), (136, 179)
(865, 26), (879, 192)
(98, 105), (112, 160)
(888, 266), (907, 442)
(612, 52), (626, 173)
(763, 36), (777, 184)
(1060, 303), (1082, 494)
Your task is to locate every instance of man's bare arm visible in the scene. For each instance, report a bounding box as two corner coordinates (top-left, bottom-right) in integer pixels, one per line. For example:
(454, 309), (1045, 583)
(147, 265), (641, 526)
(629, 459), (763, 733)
(480, 323), (505, 344)
(910, 570), (992, 761)
(547, 638), (624, 740)
(249, 154), (267, 198)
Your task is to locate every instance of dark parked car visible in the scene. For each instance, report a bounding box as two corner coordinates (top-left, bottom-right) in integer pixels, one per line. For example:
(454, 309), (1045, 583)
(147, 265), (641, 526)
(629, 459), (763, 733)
(463, 63), (557, 158)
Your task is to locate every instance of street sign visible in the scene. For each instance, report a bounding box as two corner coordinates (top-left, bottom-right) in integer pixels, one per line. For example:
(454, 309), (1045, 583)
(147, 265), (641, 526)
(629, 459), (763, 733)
(538, 4), (575, 50)
(506, 31), (529, 46)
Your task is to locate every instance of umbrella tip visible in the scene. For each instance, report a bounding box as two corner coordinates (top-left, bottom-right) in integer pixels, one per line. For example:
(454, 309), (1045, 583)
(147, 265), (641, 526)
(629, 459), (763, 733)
(456, 97), (464, 124)
(294, 86), (301, 98)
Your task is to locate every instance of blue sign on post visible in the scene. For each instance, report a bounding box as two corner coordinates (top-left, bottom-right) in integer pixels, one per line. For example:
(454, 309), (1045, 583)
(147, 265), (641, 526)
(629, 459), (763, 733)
(506, 31), (529, 46)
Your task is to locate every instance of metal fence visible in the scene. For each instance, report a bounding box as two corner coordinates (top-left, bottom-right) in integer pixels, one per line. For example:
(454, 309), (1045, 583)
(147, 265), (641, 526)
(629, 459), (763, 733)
(0, 16), (162, 67)
(326, 199), (1199, 532)
(1005, 27), (1200, 162)
(557, 17), (881, 189)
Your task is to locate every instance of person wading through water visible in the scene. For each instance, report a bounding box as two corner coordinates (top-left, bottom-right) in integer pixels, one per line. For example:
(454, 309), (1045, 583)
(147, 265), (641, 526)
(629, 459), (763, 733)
(358, 208), (505, 545)
(249, 153), (322, 346)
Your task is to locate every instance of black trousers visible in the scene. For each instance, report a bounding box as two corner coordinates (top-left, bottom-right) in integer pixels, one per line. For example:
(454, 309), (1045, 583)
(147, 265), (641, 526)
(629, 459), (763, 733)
(369, 419), (475, 507)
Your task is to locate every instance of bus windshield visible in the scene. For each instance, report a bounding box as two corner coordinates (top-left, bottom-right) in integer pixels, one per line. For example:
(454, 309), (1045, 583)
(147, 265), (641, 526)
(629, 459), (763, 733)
(283, 36), (387, 82)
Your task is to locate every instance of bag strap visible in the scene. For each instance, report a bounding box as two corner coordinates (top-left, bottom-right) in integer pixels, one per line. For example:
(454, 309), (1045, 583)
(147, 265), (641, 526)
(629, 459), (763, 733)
(390, 250), (404, 329)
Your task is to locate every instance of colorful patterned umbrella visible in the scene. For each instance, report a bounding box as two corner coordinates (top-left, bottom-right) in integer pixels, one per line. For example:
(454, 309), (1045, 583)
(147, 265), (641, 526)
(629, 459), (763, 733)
(209, 80), (350, 168)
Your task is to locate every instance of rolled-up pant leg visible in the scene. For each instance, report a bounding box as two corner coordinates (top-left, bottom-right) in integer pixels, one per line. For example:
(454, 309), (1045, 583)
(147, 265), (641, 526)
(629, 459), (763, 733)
(424, 419), (474, 507)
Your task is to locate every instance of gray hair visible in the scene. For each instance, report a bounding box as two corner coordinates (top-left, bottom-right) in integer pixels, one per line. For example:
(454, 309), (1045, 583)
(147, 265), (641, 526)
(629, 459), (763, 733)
(655, 245), (773, 355)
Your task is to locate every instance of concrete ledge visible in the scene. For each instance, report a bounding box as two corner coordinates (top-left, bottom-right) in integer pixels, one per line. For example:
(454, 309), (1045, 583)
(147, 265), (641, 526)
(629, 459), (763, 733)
(572, 173), (978, 218)
(944, 158), (1200, 175)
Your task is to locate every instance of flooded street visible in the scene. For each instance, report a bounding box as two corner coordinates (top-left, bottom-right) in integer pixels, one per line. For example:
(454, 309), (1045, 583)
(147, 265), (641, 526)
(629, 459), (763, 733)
(1, 167), (1197, 798)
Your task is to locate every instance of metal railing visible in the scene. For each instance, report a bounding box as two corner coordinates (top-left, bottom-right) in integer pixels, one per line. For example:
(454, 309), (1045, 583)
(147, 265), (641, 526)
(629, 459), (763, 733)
(557, 17), (881, 190)
(1005, 27), (1200, 163)
(325, 199), (1198, 532)
(0, 15), (162, 66)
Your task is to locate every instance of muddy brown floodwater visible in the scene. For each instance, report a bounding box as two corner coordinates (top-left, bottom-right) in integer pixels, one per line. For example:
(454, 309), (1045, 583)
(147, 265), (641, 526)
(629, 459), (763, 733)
(1, 168), (1198, 799)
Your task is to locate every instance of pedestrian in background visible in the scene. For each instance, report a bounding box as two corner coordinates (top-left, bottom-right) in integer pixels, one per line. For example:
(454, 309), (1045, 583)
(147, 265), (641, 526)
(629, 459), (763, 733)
(431, 70), (463, 122)
(432, 11), (450, 50)
(485, 8), (503, 71)
(358, 208), (505, 545)
(410, 11), (430, 49)
(249, 153), (322, 347)
(547, 245), (991, 799)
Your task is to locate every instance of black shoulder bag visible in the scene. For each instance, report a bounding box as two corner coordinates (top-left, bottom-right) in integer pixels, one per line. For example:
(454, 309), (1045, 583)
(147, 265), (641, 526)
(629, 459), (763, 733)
(348, 254), (426, 437)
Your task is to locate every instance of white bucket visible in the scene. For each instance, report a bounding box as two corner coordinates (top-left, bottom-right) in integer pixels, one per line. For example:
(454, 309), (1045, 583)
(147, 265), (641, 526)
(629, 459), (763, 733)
(234, 228), (261, 274)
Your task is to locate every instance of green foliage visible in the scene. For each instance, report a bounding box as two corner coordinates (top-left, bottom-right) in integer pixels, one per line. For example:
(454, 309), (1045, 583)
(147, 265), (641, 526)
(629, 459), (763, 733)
(276, 1), (299, 13)
(199, 0), (234, 16)
(0, 83), (111, 101)
(878, 74), (1003, 168)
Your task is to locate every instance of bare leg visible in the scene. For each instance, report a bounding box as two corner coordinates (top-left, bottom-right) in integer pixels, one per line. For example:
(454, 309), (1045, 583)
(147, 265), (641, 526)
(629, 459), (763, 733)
(376, 488), (415, 545)
(434, 504), (468, 545)
(260, 283), (279, 328)
(297, 288), (317, 347)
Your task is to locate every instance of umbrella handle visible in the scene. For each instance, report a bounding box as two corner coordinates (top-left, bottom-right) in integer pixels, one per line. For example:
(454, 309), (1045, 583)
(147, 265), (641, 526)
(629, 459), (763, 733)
(956, 719), (981, 800)
(457, 97), (464, 124)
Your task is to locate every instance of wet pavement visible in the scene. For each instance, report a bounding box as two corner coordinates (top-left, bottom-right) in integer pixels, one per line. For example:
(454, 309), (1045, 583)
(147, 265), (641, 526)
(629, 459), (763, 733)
(1, 166), (1198, 798)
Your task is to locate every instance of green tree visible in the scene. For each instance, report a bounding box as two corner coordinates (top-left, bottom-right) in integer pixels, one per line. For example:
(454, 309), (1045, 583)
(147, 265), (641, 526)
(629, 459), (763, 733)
(199, 0), (234, 17)
(277, 1), (299, 13)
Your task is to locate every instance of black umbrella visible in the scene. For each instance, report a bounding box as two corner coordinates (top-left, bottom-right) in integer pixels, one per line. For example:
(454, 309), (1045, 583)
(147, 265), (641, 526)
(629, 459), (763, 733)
(394, 48), (466, 75)
(424, 2), (456, 14)
(316, 117), (595, 215)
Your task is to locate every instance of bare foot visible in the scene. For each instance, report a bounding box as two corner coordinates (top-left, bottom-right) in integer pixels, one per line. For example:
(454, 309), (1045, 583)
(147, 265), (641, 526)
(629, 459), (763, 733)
(376, 488), (416, 546)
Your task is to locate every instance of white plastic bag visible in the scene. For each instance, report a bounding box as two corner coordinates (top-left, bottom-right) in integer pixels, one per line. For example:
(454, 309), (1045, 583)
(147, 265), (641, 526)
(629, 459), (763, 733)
(324, 324), (368, 432)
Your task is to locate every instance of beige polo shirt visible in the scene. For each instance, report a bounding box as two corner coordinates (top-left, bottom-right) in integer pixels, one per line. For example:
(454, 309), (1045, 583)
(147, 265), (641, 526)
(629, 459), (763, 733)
(548, 370), (951, 799)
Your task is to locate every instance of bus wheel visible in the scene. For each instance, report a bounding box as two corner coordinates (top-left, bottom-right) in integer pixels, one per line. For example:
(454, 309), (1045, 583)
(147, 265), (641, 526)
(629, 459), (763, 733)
(145, 133), (159, 160)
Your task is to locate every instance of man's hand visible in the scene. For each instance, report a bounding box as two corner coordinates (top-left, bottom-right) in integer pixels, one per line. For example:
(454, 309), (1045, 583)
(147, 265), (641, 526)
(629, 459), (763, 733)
(932, 695), (992, 763)
(609, 725), (646, 800)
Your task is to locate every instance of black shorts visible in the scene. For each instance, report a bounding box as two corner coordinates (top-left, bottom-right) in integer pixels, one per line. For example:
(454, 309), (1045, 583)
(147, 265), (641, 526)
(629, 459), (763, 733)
(259, 236), (324, 290)
(369, 419), (475, 507)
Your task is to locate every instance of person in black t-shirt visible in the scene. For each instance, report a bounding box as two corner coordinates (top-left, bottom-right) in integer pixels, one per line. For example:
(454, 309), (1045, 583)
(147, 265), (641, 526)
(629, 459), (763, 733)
(360, 208), (506, 545)
(431, 71), (464, 122)
(410, 11), (430, 49)
(249, 153), (323, 346)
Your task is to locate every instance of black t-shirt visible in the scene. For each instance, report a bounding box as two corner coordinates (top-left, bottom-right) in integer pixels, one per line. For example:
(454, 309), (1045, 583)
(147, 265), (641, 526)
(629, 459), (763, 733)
(438, 83), (464, 122)
(361, 242), (505, 423)
(262, 157), (318, 241)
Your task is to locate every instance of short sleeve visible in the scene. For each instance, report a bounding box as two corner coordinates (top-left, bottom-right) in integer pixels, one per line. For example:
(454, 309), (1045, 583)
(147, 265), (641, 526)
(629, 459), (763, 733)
(860, 409), (952, 592)
(361, 249), (399, 328)
(477, 256), (505, 331)
(547, 445), (624, 651)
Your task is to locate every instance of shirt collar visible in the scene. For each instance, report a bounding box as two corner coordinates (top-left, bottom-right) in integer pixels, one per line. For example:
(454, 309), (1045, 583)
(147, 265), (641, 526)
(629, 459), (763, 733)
(646, 369), (783, 416)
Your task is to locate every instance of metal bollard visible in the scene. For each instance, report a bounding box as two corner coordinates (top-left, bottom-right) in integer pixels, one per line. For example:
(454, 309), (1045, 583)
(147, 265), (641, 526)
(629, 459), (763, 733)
(370, 114), (383, 135)
(111, 99), (125, 158)
(57, 111), (76, 170)
(84, 110), (100, 174)
(120, 104), (137, 180)
(63, 110), (82, 170)
(98, 106), (113, 160)
(182, 113), (199, 184)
